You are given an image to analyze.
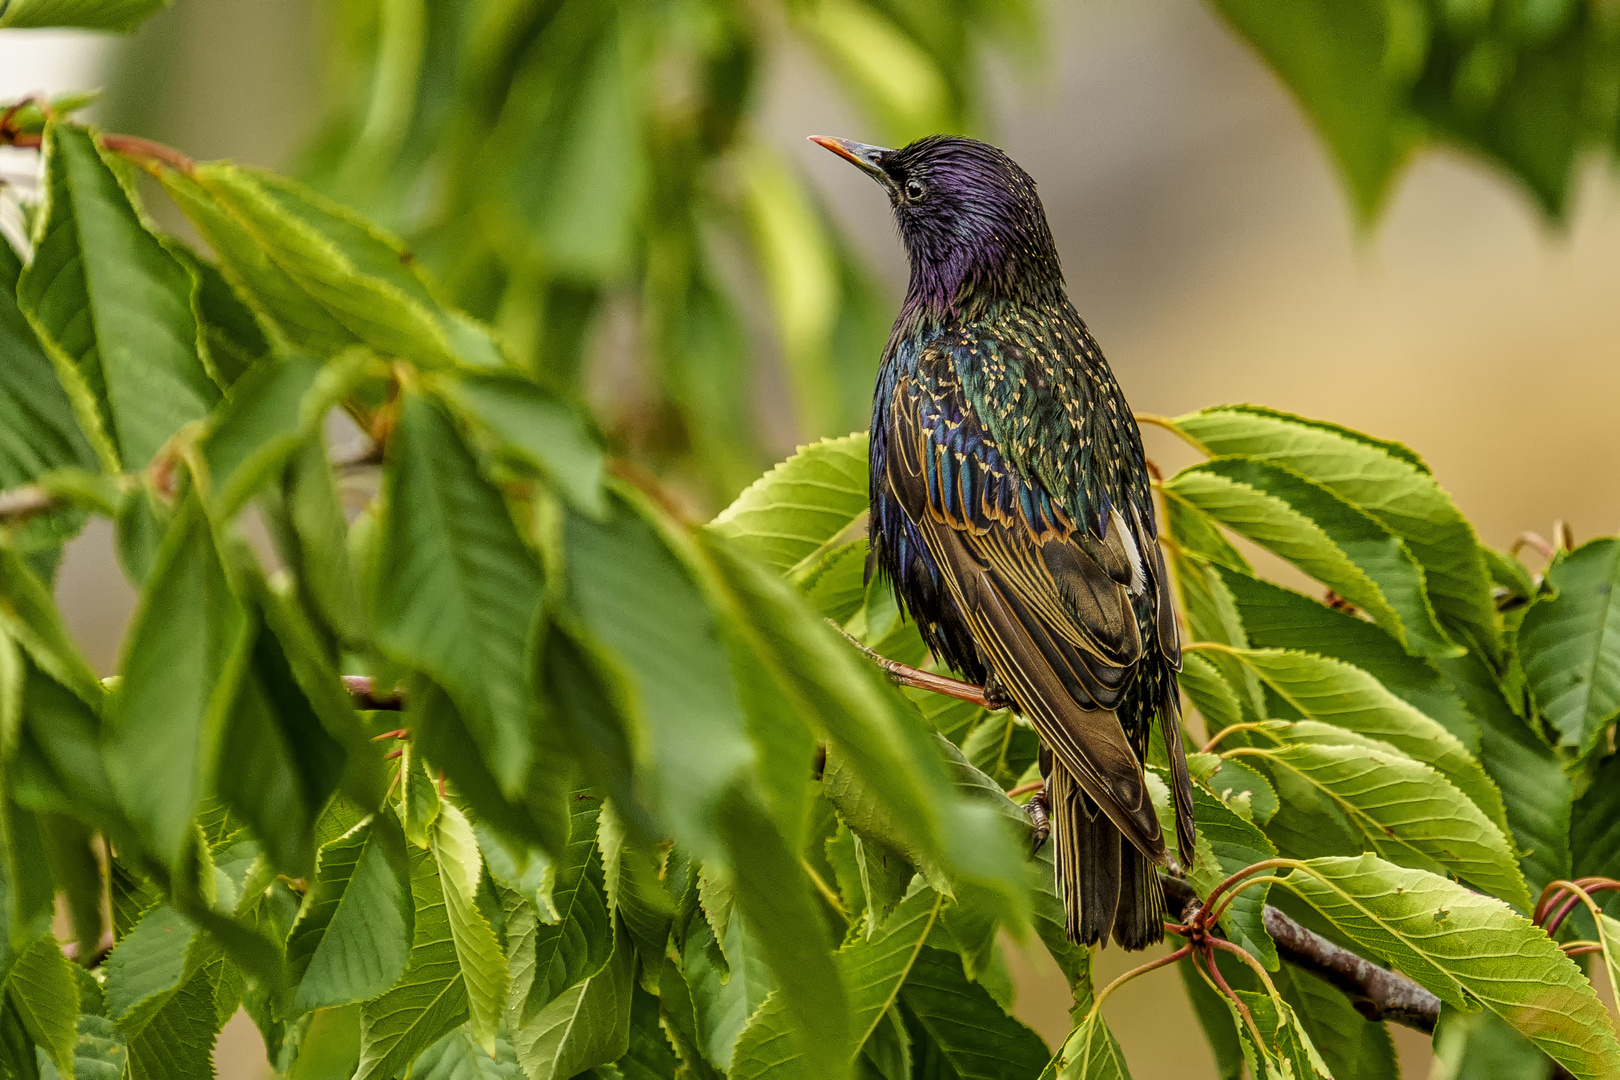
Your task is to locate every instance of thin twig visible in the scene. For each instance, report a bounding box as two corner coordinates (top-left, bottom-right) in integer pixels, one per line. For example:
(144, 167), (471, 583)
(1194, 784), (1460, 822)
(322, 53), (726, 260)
(343, 675), (404, 711)
(1160, 874), (1442, 1033)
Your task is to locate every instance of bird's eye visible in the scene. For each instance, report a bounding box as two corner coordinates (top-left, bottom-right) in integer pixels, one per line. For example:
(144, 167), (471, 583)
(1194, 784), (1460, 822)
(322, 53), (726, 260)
(904, 178), (926, 201)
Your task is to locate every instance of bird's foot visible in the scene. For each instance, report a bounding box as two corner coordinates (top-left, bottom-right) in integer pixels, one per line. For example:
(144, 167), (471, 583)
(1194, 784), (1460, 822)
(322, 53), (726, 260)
(1026, 786), (1051, 855)
(982, 672), (1014, 712)
(830, 622), (1005, 711)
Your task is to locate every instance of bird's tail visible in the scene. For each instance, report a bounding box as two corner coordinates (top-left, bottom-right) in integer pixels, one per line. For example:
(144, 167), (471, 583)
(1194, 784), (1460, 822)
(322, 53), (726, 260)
(1048, 754), (1166, 949)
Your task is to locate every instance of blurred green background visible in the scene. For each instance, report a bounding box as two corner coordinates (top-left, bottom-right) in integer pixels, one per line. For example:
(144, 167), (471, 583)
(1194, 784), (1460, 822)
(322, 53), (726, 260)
(3, 0), (1619, 1075)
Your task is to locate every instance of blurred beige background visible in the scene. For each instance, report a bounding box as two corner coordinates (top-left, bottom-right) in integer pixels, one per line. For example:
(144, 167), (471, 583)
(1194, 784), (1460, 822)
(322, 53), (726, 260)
(5, 0), (1619, 1075)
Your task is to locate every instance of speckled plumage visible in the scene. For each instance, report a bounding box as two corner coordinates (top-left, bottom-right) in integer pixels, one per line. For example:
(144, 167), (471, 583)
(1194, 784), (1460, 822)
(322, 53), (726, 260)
(820, 134), (1195, 949)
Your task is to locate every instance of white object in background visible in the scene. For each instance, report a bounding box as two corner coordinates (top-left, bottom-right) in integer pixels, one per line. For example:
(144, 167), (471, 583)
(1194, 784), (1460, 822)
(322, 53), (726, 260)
(0, 29), (111, 253)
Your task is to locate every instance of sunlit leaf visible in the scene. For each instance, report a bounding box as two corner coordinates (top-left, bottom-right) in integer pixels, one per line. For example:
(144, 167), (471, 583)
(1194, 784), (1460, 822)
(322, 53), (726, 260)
(287, 815), (413, 1011)
(709, 433), (869, 579)
(1287, 854), (1620, 1078)
(1519, 538), (1620, 757)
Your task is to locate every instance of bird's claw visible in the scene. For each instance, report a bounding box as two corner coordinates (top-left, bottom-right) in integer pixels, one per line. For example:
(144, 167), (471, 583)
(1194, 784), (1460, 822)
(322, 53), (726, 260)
(1026, 787), (1051, 855)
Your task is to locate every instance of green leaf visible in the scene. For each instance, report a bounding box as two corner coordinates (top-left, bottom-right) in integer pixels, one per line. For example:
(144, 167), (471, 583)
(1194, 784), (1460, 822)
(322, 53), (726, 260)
(287, 815), (413, 1011)
(1519, 539), (1620, 756)
(202, 351), (361, 519)
(485, 2), (644, 279)
(1178, 650), (1245, 739)
(1187, 783), (1278, 969)
(1038, 1010), (1129, 1079)
(1236, 737), (1528, 907)
(1438, 649), (1572, 895)
(51, 1015), (127, 1080)
(696, 530), (1027, 917)
(521, 795), (611, 1022)
(432, 803), (509, 1054)
(122, 963), (224, 1080)
(410, 1025), (522, 1079)
(1431, 1007), (1552, 1080)
(802, 541), (870, 624)
(18, 123), (217, 470)
(1206, 0), (1419, 220)
(372, 390), (543, 794)
(157, 161), (496, 370)
(1573, 751), (1620, 883)
(708, 433), (869, 579)
(5, 935), (77, 1075)
(0, 0), (169, 30)
(1203, 758), (1278, 826)
(1271, 960), (1397, 1080)
(0, 546), (102, 707)
(354, 846), (469, 1080)
(565, 495), (751, 857)
(510, 919), (634, 1080)
(1286, 854), (1620, 1078)
(434, 373), (605, 515)
(1216, 564), (1479, 750)
(898, 946), (1049, 1080)
(102, 904), (197, 1032)
(1218, 646), (1510, 839)
(0, 235), (97, 493)
(106, 495), (252, 868)
(1166, 456), (1456, 656)
(716, 780), (851, 1080)
(1171, 405), (1501, 660)
(730, 885), (944, 1080)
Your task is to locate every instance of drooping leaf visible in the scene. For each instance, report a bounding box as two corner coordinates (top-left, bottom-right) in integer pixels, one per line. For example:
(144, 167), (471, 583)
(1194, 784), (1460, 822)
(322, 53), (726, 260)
(900, 946), (1049, 1080)
(434, 372), (605, 515)
(709, 433), (869, 580)
(156, 160), (499, 370)
(697, 530), (1027, 918)
(1165, 456), (1456, 656)
(1439, 649), (1572, 895)
(353, 846), (468, 1080)
(730, 884), (944, 1080)
(372, 390), (544, 794)
(105, 495), (252, 869)
(1205, 0), (1417, 221)
(565, 493), (751, 859)
(433, 803), (508, 1055)
(1186, 782), (1278, 969)
(1171, 405), (1501, 660)
(0, 237), (97, 517)
(5, 935), (77, 1076)
(1519, 539), (1620, 757)
(510, 919), (634, 1080)
(1286, 854), (1620, 1079)
(1573, 752), (1620, 884)
(202, 350), (362, 519)
(1036, 1008), (1130, 1079)
(410, 1025), (522, 1080)
(18, 122), (217, 470)
(286, 815), (413, 1012)
(521, 795), (612, 1022)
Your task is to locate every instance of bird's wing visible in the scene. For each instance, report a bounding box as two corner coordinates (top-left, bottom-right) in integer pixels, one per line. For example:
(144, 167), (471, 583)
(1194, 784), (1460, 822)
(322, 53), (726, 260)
(884, 363), (1166, 861)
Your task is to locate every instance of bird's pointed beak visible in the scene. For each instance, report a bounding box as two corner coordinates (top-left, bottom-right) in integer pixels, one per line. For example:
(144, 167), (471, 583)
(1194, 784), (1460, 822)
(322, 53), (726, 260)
(810, 136), (893, 186)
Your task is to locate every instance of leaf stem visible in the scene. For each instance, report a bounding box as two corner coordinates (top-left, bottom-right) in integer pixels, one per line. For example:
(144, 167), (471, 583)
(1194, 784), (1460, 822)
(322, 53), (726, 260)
(1200, 721), (1273, 754)
(1087, 944), (1192, 1017)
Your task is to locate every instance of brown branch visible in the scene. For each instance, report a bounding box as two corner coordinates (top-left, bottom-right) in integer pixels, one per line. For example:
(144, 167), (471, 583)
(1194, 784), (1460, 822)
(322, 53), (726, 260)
(342, 675), (404, 711)
(1161, 874), (1442, 1033)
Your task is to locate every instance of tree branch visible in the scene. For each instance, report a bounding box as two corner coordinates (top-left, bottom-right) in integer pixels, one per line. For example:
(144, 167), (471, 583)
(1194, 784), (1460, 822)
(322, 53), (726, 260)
(1161, 874), (1441, 1033)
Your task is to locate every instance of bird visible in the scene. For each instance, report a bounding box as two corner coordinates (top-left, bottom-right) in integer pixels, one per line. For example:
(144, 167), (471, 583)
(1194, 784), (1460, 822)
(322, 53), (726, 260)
(811, 133), (1194, 949)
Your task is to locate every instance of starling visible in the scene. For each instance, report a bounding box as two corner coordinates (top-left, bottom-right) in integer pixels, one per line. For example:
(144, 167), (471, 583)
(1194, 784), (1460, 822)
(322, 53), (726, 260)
(812, 134), (1195, 949)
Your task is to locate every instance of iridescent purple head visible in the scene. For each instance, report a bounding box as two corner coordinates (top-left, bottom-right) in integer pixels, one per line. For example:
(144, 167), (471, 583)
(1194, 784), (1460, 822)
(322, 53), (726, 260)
(811, 134), (1064, 317)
